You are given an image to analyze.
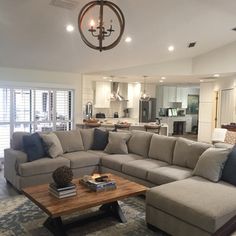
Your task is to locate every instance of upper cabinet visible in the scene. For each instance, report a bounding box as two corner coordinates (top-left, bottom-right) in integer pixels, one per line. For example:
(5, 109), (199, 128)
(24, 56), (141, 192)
(157, 86), (199, 109)
(94, 81), (111, 108)
(127, 83), (134, 108)
(127, 83), (141, 109)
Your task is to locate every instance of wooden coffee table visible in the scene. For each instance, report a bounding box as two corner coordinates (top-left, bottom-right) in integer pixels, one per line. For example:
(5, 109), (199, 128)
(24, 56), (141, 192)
(22, 174), (147, 236)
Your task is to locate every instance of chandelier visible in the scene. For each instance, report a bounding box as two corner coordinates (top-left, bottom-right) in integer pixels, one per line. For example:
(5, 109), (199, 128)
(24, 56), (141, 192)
(78, 0), (125, 52)
(140, 76), (150, 101)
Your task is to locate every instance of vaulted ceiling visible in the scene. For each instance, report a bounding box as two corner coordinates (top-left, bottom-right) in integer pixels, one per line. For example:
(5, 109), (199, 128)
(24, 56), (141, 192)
(1, 0), (236, 76)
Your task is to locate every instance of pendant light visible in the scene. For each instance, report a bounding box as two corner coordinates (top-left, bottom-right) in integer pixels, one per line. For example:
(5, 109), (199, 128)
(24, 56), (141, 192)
(140, 76), (150, 101)
(78, 0), (125, 52)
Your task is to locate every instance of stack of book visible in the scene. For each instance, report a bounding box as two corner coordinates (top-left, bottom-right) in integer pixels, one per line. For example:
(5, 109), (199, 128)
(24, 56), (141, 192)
(49, 182), (77, 199)
(80, 176), (116, 192)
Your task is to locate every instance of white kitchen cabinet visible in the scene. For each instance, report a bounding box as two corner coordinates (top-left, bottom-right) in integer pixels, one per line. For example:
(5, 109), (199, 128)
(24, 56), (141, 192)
(127, 83), (134, 108)
(185, 115), (193, 132)
(157, 86), (199, 108)
(94, 81), (111, 108)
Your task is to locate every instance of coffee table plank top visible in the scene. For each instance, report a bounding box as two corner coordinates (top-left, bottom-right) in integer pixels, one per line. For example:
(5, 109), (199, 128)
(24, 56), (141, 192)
(22, 174), (148, 218)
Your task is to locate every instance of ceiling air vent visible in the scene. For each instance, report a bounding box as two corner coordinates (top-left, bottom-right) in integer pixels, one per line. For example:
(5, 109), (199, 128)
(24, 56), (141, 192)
(188, 41), (197, 48)
(50, 0), (79, 10)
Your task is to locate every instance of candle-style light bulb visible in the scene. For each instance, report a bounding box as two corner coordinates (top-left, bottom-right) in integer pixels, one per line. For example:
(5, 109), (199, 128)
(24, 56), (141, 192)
(90, 19), (96, 28)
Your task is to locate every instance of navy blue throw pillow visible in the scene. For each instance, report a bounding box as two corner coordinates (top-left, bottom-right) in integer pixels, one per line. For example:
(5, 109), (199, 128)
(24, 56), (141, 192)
(91, 128), (109, 150)
(221, 145), (236, 185)
(23, 133), (46, 162)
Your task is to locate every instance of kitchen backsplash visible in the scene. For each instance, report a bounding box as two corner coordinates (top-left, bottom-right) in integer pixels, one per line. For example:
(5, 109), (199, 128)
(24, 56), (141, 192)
(94, 100), (128, 118)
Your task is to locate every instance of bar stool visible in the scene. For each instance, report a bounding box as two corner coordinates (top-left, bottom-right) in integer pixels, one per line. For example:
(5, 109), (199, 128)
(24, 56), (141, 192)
(114, 123), (130, 131)
(144, 124), (161, 134)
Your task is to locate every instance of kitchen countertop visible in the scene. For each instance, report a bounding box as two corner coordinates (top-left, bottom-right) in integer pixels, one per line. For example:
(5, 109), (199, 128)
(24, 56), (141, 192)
(76, 122), (169, 136)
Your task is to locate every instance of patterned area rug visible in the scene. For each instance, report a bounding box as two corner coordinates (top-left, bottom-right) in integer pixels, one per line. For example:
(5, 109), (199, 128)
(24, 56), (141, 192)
(0, 195), (165, 236)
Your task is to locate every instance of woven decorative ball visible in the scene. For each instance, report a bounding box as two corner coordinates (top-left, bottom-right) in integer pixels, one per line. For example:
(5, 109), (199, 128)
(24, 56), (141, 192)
(52, 166), (73, 187)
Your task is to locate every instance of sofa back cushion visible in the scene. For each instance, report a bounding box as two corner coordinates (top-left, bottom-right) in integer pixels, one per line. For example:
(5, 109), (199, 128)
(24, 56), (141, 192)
(148, 134), (176, 164)
(54, 130), (84, 153)
(79, 128), (94, 150)
(11, 132), (30, 150)
(128, 130), (153, 158)
(173, 138), (212, 169)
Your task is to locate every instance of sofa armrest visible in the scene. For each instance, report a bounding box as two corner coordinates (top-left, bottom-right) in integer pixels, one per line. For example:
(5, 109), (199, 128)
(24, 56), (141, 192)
(4, 148), (28, 174)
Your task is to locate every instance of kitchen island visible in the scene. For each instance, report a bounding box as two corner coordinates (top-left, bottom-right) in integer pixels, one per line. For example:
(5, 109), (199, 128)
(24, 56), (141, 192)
(76, 121), (169, 136)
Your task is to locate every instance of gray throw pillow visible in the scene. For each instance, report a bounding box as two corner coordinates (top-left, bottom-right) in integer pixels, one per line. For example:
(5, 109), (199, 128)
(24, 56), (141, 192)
(104, 132), (131, 154)
(193, 147), (231, 182)
(40, 133), (63, 158)
(54, 130), (84, 153)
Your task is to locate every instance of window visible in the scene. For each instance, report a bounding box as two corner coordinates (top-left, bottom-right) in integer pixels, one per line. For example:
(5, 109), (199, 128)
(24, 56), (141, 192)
(0, 87), (74, 157)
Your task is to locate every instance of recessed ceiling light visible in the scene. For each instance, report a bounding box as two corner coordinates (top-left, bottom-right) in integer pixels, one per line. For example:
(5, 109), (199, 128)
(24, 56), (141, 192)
(159, 80), (164, 83)
(200, 80), (204, 82)
(109, 79), (113, 82)
(213, 74), (220, 78)
(66, 24), (74, 32)
(161, 76), (166, 80)
(168, 45), (175, 52)
(103, 76), (108, 79)
(125, 36), (132, 43)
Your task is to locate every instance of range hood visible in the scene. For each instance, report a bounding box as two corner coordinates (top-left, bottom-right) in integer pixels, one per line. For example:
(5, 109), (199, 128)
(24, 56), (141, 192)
(110, 82), (127, 101)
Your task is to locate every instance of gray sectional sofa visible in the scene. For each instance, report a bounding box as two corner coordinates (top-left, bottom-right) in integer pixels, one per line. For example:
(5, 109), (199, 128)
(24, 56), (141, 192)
(4, 129), (236, 236)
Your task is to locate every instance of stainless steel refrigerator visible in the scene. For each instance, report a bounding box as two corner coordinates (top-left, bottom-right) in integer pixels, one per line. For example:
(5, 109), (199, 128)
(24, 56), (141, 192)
(139, 98), (156, 123)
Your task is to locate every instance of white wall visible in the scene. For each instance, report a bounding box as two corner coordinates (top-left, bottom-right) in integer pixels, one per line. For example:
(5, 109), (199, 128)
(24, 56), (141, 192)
(0, 67), (83, 124)
(198, 76), (236, 143)
(193, 41), (236, 74)
(198, 82), (215, 143)
(214, 76), (236, 126)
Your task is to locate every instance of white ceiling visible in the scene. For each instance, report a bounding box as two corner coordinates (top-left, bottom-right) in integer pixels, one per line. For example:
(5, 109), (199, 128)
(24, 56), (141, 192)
(1, 0), (236, 79)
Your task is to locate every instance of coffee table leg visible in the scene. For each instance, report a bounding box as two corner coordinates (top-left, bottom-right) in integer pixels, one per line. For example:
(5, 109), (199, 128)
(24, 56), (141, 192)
(44, 216), (67, 236)
(100, 201), (127, 223)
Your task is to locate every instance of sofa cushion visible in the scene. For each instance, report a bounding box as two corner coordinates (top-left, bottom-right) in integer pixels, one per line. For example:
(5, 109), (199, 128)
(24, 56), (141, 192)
(62, 151), (100, 169)
(128, 130), (153, 158)
(101, 153), (144, 171)
(40, 132), (63, 158)
(173, 138), (211, 169)
(147, 165), (192, 185)
(23, 133), (46, 162)
(54, 130), (84, 153)
(18, 157), (70, 177)
(122, 159), (169, 180)
(91, 128), (108, 150)
(87, 150), (108, 157)
(222, 145), (236, 185)
(104, 132), (131, 154)
(146, 176), (236, 233)
(11, 132), (30, 150)
(148, 135), (176, 164)
(80, 128), (94, 150)
(193, 147), (230, 182)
